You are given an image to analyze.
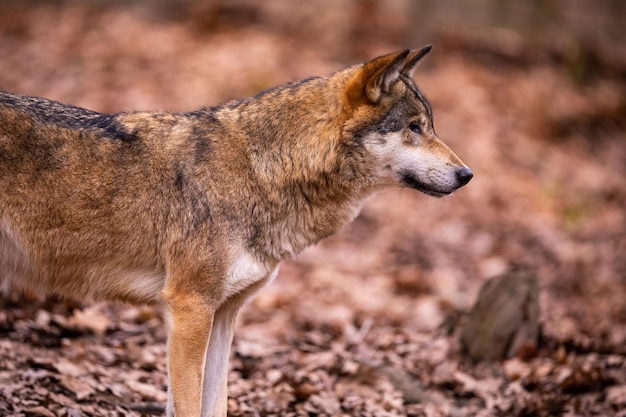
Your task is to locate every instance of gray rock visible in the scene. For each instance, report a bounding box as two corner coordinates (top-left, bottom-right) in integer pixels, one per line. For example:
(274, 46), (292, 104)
(461, 270), (539, 361)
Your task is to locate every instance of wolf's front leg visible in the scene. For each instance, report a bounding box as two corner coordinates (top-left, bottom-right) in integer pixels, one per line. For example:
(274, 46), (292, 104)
(201, 274), (276, 417)
(161, 284), (215, 417)
(200, 299), (238, 417)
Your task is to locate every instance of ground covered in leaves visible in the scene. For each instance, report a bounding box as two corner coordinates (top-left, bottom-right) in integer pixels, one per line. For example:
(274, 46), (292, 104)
(1, 2), (625, 416)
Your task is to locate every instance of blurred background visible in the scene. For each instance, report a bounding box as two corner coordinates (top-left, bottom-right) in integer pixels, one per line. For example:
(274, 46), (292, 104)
(1, 1), (625, 416)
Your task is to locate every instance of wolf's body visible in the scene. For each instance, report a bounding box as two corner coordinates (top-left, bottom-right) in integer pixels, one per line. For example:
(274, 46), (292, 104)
(0, 46), (471, 416)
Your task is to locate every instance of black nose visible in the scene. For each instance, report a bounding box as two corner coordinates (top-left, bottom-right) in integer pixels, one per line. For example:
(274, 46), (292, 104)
(456, 167), (473, 186)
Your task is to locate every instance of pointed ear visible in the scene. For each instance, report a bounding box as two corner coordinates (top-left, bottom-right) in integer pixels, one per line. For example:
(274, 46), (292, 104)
(401, 44), (432, 78)
(363, 49), (410, 103)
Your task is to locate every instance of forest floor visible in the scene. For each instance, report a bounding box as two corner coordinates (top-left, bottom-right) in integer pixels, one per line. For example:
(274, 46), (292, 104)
(0, 2), (625, 416)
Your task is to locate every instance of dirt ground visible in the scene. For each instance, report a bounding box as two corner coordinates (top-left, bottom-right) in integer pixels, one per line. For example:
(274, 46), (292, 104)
(1, 2), (625, 416)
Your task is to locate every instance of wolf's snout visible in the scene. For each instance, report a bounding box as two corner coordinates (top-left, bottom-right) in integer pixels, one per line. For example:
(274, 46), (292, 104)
(456, 166), (473, 186)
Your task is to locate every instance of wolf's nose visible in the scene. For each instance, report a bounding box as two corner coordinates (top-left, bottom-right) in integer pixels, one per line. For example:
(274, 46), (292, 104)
(456, 167), (473, 186)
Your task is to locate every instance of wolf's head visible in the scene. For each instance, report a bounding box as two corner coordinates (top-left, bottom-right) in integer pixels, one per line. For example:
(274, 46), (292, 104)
(342, 46), (472, 197)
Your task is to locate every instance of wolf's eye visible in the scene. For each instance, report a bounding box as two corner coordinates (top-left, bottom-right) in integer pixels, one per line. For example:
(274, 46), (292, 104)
(409, 122), (422, 135)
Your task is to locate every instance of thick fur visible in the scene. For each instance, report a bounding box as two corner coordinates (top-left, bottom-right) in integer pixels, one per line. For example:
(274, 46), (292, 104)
(0, 46), (471, 416)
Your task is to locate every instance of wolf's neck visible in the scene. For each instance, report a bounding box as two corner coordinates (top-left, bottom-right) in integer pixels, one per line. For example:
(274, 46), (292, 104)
(246, 177), (368, 261)
(224, 76), (372, 261)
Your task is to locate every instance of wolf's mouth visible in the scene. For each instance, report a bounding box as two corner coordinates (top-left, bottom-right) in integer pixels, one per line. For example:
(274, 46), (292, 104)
(399, 172), (452, 198)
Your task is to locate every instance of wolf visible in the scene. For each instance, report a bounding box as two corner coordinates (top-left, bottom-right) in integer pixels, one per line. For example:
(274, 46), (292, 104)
(0, 45), (472, 416)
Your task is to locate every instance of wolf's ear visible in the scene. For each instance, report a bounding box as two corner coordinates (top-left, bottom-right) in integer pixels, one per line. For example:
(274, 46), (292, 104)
(362, 49), (410, 103)
(401, 45), (432, 78)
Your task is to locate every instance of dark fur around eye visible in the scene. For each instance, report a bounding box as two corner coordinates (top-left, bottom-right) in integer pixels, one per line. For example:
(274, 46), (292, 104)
(409, 122), (422, 135)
